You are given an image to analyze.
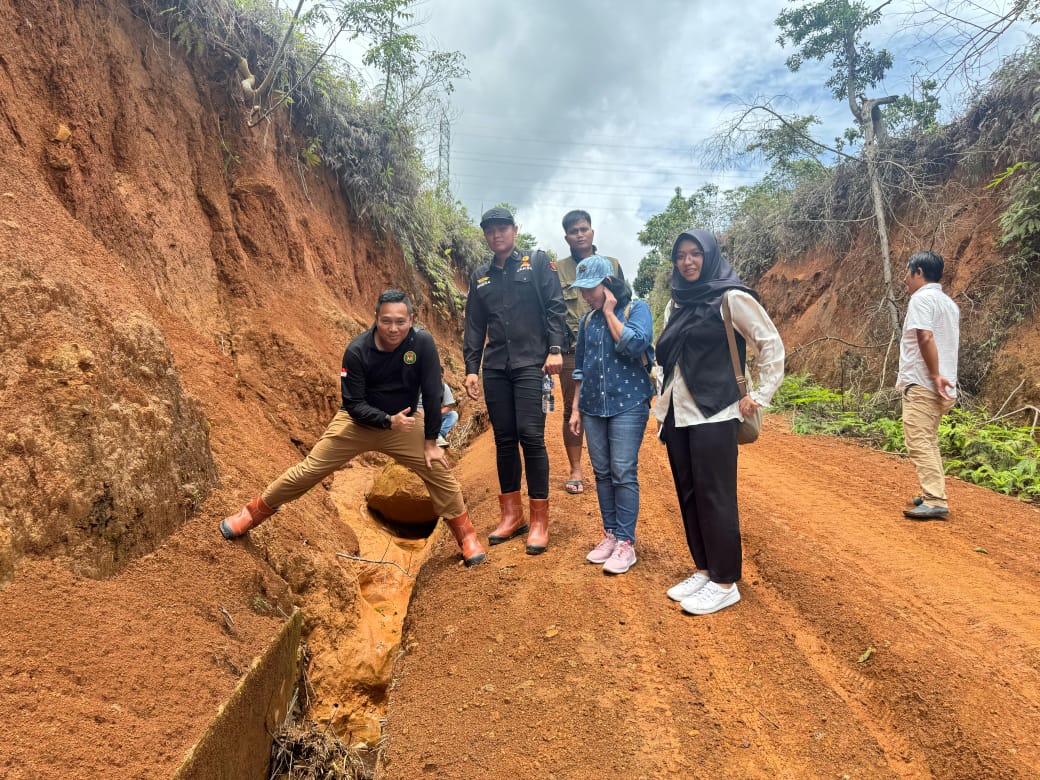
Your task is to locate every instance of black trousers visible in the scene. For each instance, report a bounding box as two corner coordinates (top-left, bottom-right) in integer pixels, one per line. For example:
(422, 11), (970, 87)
(663, 414), (742, 583)
(483, 365), (549, 499)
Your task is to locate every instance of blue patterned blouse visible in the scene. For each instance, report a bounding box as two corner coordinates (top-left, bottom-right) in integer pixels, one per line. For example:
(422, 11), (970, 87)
(573, 300), (655, 418)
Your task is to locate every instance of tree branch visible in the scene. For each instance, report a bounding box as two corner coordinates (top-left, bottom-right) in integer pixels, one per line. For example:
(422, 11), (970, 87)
(789, 335), (890, 357)
(254, 0), (306, 99)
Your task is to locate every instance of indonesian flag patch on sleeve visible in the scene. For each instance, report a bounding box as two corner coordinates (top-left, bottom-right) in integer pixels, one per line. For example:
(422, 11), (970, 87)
(340, 367), (348, 378)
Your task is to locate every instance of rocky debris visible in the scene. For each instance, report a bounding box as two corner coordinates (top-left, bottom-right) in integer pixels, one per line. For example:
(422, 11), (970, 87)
(365, 463), (438, 524)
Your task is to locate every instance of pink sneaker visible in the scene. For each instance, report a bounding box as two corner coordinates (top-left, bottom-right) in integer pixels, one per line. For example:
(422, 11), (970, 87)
(585, 531), (617, 564)
(602, 540), (637, 574)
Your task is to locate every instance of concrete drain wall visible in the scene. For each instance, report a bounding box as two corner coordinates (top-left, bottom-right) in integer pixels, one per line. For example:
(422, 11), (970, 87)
(170, 464), (443, 778)
(174, 608), (303, 780)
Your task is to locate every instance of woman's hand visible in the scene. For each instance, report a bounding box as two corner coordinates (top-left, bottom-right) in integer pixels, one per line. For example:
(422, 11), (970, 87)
(738, 396), (761, 418)
(602, 285), (617, 313)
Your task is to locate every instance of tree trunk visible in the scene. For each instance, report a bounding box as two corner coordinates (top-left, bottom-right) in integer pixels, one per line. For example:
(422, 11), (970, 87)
(864, 143), (900, 335)
(858, 96), (901, 339)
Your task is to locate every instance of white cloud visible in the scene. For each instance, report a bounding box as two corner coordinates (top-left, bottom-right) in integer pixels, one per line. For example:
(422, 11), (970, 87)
(411, 0), (1036, 280)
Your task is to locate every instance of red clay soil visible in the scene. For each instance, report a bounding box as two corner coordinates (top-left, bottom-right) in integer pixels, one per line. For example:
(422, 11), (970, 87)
(0, 522), (292, 779)
(2, 2), (1039, 778)
(379, 415), (1040, 780)
(3, 409), (1037, 779)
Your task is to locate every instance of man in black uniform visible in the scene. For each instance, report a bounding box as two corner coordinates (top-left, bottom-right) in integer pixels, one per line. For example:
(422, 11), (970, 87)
(221, 289), (486, 567)
(464, 207), (568, 555)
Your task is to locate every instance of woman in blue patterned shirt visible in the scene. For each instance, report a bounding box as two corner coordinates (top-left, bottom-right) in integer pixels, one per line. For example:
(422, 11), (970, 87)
(567, 256), (655, 574)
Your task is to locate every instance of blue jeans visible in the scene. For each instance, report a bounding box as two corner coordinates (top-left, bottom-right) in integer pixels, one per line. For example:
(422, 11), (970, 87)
(440, 410), (459, 438)
(582, 402), (650, 544)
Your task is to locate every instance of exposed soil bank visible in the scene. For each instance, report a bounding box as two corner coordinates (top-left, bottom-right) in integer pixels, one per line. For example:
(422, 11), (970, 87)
(0, 0), (466, 773)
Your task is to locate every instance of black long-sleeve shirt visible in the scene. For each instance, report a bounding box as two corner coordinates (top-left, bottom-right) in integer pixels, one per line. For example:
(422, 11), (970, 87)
(340, 327), (443, 440)
(463, 248), (568, 374)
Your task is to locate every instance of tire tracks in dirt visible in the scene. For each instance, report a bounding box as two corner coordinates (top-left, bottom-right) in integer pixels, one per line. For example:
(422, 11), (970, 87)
(379, 415), (1040, 779)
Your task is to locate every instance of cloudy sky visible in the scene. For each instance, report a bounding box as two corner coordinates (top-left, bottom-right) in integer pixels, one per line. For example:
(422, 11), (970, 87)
(361, 0), (1034, 279)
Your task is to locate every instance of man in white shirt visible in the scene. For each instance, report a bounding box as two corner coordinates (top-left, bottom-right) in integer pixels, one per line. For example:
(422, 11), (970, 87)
(896, 250), (960, 520)
(415, 381), (458, 447)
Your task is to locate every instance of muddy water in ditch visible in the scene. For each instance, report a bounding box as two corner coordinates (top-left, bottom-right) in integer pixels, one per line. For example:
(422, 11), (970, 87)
(316, 461), (441, 755)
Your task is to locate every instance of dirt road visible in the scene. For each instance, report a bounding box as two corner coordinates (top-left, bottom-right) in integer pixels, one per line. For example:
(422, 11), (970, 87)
(379, 415), (1040, 779)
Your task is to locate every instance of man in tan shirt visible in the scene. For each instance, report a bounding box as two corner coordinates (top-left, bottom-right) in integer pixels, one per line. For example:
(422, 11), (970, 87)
(556, 210), (623, 495)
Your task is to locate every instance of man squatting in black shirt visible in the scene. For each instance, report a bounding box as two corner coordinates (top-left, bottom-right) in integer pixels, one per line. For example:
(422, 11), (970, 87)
(220, 289), (487, 567)
(463, 207), (569, 554)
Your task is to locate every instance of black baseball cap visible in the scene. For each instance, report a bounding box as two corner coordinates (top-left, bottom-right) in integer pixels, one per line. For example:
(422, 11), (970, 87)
(480, 207), (516, 228)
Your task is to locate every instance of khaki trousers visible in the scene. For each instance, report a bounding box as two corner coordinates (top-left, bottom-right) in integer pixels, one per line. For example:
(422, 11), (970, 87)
(902, 385), (956, 507)
(262, 411), (466, 518)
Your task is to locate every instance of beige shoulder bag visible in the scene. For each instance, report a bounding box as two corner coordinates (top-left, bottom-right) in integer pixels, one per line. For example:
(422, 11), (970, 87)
(722, 291), (762, 445)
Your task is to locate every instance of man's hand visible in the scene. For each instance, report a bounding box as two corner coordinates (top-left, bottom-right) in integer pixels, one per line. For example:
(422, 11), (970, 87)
(424, 439), (448, 470)
(916, 329), (954, 399)
(543, 352), (563, 375)
(465, 373), (481, 400)
(390, 407), (415, 431)
(568, 408), (582, 438)
(933, 374), (955, 401)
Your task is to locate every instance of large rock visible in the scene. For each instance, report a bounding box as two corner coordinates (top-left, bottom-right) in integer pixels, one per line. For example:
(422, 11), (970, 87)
(366, 463), (438, 524)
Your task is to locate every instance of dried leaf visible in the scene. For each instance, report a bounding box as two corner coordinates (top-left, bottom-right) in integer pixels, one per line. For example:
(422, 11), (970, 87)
(973, 547), (988, 554)
(857, 646), (874, 663)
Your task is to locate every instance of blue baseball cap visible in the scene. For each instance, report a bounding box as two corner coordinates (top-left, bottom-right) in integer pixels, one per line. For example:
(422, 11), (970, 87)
(569, 255), (614, 288)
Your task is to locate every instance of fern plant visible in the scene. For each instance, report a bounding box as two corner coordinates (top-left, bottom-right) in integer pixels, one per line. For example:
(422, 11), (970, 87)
(771, 375), (1040, 501)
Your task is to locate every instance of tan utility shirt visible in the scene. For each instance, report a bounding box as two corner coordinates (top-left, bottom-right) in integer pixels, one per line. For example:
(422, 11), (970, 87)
(556, 251), (623, 348)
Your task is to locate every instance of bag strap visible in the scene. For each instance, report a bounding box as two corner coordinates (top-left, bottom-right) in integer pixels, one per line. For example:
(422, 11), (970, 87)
(523, 250), (555, 346)
(523, 251), (546, 311)
(721, 291), (749, 400)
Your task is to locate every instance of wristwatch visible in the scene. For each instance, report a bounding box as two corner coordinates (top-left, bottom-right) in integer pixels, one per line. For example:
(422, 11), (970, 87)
(548, 346), (562, 355)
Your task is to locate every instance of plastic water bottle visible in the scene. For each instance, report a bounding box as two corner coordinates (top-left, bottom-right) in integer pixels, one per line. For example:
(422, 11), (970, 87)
(541, 373), (555, 413)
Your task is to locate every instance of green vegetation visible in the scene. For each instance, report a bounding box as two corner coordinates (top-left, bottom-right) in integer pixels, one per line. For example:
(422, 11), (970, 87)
(139, 0), (478, 314)
(406, 191), (485, 315)
(771, 374), (1040, 502)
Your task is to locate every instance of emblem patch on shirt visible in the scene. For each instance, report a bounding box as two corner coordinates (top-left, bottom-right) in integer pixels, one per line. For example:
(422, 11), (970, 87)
(520, 254), (532, 270)
(403, 350), (417, 365)
(340, 367), (348, 378)
(548, 259), (557, 271)
(476, 276), (491, 289)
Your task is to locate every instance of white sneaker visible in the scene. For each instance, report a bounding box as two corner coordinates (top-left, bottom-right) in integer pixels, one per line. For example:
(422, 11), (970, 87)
(667, 572), (710, 602)
(680, 582), (741, 615)
(436, 435), (448, 447)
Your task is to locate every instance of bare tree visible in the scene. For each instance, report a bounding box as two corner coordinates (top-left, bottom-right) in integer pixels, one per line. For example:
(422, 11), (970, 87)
(902, 0), (1039, 88)
(776, 0), (902, 335)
